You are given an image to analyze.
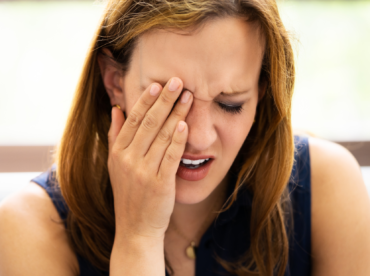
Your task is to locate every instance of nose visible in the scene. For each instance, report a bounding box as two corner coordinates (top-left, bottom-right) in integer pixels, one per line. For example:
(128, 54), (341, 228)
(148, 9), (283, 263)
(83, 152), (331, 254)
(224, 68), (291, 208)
(185, 99), (217, 152)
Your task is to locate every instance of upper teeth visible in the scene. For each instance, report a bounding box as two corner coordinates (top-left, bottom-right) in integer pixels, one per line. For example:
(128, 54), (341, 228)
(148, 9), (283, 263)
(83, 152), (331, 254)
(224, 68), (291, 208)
(181, 158), (209, 165)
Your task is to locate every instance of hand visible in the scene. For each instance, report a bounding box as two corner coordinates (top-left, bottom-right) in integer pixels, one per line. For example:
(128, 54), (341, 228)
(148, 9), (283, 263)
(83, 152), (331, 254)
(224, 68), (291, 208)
(107, 77), (193, 241)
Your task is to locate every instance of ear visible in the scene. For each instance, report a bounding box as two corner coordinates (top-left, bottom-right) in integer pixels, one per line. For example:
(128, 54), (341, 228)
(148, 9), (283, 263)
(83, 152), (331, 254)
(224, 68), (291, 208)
(97, 48), (126, 110)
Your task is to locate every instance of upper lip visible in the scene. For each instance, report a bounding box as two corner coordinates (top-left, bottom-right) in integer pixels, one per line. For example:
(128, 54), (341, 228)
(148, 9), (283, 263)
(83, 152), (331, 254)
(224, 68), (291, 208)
(181, 154), (215, 160)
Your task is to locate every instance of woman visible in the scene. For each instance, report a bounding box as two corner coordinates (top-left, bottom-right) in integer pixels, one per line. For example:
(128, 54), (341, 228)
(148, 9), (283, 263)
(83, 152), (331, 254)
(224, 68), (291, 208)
(1, 0), (369, 275)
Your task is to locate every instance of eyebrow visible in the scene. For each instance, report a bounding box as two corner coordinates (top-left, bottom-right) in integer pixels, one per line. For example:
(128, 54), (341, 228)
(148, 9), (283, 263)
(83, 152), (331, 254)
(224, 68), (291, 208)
(220, 90), (251, 96)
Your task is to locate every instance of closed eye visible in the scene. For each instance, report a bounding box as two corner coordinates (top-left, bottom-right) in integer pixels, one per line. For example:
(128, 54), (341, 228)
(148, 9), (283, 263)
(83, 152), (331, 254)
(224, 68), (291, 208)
(217, 102), (243, 114)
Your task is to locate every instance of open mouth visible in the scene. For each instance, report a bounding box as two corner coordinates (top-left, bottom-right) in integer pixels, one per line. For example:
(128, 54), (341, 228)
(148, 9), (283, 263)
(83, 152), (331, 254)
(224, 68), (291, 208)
(177, 157), (214, 181)
(180, 158), (211, 169)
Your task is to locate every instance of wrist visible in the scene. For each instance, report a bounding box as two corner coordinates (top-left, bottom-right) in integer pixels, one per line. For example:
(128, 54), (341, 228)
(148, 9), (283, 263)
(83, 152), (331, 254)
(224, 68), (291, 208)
(113, 231), (165, 250)
(110, 233), (165, 276)
(115, 222), (166, 244)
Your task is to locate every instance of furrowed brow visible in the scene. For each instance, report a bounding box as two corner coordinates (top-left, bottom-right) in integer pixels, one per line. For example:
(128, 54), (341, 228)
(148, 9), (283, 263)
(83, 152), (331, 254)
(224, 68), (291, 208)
(141, 77), (250, 96)
(141, 79), (190, 92)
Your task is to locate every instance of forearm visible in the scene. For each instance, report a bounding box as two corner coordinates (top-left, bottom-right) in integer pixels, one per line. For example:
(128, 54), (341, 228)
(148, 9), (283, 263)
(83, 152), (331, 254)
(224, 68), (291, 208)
(110, 235), (165, 276)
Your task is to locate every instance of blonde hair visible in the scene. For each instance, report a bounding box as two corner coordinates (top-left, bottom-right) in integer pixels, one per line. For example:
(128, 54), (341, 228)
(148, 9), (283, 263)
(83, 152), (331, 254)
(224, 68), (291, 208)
(57, 0), (295, 275)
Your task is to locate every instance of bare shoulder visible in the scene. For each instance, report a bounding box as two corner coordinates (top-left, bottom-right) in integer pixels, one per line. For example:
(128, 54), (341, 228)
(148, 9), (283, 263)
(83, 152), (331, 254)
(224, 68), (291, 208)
(0, 182), (78, 276)
(309, 137), (370, 276)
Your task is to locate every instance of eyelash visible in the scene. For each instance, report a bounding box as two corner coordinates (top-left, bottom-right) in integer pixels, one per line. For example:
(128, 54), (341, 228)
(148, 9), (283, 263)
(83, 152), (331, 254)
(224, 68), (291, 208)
(217, 102), (243, 114)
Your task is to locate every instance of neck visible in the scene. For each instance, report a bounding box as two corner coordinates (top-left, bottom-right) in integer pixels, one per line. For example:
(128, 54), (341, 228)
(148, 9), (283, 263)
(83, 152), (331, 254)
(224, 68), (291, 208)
(167, 175), (229, 241)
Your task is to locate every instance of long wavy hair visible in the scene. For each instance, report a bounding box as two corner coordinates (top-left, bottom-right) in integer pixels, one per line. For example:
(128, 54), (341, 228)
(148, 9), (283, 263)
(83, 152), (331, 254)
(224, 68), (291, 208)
(57, 0), (295, 275)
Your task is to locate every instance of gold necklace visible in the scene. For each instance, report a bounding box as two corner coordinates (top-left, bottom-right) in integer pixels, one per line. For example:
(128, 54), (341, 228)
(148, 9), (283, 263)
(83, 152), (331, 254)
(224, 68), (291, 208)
(169, 196), (224, 260)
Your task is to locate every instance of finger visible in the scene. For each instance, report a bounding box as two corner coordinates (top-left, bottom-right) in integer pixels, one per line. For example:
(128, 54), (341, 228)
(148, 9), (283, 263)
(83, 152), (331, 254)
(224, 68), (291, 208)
(108, 106), (125, 153)
(129, 77), (183, 155)
(158, 121), (188, 178)
(114, 83), (161, 150)
(145, 91), (192, 169)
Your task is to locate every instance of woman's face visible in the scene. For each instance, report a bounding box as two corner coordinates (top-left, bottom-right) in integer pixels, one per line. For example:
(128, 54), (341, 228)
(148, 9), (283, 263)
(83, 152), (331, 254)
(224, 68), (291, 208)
(120, 17), (264, 204)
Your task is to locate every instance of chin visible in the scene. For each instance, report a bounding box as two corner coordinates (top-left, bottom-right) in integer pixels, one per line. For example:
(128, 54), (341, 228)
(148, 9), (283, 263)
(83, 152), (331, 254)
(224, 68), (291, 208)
(174, 176), (211, 204)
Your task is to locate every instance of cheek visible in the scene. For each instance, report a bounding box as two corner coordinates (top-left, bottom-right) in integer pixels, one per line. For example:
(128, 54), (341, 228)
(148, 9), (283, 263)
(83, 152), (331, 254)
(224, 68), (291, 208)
(123, 88), (141, 115)
(125, 97), (139, 115)
(218, 105), (255, 142)
(122, 72), (142, 114)
(218, 116), (253, 156)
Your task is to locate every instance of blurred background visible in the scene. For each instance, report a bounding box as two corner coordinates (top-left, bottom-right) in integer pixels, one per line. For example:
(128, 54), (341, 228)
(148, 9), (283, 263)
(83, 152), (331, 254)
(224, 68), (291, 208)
(0, 0), (369, 201)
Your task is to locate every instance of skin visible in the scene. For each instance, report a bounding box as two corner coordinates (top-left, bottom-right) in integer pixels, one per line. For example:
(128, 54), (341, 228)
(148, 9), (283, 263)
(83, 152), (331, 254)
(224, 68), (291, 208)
(1, 17), (370, 276)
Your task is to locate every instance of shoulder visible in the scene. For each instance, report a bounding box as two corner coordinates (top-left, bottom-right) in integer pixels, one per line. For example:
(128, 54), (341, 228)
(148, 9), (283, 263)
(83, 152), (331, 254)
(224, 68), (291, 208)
(308, 137), (370, 275)
(0, 182), (78, 276)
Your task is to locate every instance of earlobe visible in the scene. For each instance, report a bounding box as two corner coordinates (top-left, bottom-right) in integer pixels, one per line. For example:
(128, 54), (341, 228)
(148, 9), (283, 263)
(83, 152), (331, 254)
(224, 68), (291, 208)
(97, 48), (126, 109)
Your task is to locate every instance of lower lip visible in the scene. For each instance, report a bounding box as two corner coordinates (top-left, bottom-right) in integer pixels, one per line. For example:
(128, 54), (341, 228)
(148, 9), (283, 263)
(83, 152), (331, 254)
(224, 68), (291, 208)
(176, 159), (213, 181)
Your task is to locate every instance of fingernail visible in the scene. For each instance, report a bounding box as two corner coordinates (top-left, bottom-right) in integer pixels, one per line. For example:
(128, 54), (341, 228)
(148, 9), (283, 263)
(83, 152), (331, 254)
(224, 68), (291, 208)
(150, 84), (160, 96)
(181, 91), (191, 104)
(169, 78), (180, 92)
(177, 121), (186, 132)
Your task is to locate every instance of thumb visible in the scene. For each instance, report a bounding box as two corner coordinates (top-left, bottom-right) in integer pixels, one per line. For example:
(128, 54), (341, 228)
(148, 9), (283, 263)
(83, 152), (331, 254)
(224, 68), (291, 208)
(108, 106), (125, 153)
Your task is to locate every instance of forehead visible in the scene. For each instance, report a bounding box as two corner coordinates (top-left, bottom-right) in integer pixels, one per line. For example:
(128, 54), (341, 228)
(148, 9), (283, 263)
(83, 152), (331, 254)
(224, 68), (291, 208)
(134, 17), (265, 98)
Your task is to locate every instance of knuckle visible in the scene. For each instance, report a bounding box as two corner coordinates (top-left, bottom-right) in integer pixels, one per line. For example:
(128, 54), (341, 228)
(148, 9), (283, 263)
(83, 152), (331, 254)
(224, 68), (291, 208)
(165, 149), (179, 163)
(142, 159), (155, 174)
(172, 108), (183, 119)
(127, 111), (141, 127)
(122, 153), (134, 165)
(136, 169), (147, 184)
(110, 146), (121, 159)
(157, 129), (172, 144)
(142, 113), (158, 130)
(172, 134), (185, 146)
(141, 96), (153, 107)
(120, 154), (133, 172)
(159, 93), (173, 105)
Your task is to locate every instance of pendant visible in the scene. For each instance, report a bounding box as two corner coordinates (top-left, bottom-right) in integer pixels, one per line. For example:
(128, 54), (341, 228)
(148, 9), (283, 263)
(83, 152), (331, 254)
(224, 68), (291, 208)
(186, 242), (197, 259)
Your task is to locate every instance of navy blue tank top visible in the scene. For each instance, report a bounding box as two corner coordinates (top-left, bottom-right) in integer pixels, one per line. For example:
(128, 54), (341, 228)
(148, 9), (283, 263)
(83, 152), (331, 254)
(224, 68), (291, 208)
(32, 136), (311, 276)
